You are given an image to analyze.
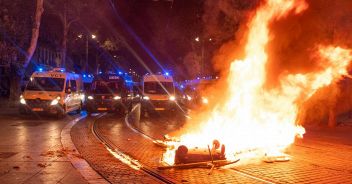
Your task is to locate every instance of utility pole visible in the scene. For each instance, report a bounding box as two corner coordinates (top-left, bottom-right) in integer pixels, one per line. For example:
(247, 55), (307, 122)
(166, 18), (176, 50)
(83, 34), (96, 73)
(85, 36), (88, 73)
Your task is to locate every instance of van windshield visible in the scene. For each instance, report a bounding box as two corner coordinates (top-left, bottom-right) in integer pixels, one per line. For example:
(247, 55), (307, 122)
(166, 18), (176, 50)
(144, 82), (174, 94)
(93, 81), (121, 94)
(26, 77), (65, 92)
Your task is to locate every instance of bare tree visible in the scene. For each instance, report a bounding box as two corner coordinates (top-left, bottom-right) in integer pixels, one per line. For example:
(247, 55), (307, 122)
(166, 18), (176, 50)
(9, 0), (44, 104)
(45, 0), (85, 67)
(24, 0), (44, 68)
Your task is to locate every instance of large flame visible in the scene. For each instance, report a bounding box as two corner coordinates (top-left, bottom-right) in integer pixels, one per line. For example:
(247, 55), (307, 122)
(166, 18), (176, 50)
(163, 0), (352, 165)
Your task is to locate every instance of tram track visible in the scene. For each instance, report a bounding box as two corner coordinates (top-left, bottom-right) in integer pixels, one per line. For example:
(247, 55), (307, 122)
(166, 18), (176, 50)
(91, 105), (276, 184)
(124, 106), (276, 184)
(91, 113), (176, 184)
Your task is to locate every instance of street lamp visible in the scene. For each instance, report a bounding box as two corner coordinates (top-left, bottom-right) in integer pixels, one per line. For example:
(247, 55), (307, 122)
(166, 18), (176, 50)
(84, 34), (97, 73)
(194, 36), (212, 77)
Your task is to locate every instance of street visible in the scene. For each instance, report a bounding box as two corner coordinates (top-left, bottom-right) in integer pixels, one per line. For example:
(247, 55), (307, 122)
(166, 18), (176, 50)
(1, 0), (352, 183)
(0, 105), (349, 183)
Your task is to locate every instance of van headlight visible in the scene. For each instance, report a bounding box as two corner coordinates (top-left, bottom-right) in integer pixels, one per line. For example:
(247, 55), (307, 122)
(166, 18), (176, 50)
(143, 96), (150, 100)
(113, 96), (121, 100)
(20, 95), (26, 105)
(50, 97), (60, 106)
(169, 95), (176, 101)
(87, 96), (94, 100)
(186, 95), (192, 101)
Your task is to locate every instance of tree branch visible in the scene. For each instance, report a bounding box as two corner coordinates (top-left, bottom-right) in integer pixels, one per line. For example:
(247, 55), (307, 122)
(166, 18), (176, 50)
(24, 0), (44, 68)
(67, 17), (80, 28)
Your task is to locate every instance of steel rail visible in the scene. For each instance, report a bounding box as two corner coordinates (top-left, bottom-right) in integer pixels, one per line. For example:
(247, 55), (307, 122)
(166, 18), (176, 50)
(124, 106), (276, 184)
(91, 113), (176, 184)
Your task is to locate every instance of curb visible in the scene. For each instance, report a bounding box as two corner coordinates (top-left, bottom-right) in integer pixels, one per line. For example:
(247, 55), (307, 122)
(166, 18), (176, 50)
(61, 114), (109, 184)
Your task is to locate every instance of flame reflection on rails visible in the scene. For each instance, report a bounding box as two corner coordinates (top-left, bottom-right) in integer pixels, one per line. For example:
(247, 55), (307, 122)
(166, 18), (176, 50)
(91, 113), (176, 184)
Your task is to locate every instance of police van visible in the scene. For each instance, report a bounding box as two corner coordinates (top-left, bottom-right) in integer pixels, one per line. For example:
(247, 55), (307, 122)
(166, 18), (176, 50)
(141, 73), (177, 115)
(19, 68), (84, 118)
(85, 74), (132, 114)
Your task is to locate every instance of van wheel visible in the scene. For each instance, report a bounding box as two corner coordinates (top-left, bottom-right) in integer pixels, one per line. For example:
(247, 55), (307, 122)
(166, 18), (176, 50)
(56, 106), (65, 119)
(128, 104), (133, 113)
(115, 107), (125, 116)
(56, 111), (64, 119)
(76, 103), (82, 114)
(19, 107), (28, 115)
(142, 109), (148, 118)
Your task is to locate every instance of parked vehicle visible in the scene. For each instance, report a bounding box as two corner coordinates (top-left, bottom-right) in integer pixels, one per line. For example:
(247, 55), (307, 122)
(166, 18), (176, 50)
(85, 74), (132, 114)
(183, 79), (216, 109)
(19, 68), (84, 118)
(141, 73), (177, 115)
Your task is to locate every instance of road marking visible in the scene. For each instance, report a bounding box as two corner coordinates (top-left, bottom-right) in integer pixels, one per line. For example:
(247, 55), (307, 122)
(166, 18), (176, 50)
(61, 114), (109, 184)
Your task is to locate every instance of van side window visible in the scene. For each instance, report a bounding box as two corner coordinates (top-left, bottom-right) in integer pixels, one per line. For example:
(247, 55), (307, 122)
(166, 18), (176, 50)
(70, 80), (77, 92)
(65, 80), (70, 91)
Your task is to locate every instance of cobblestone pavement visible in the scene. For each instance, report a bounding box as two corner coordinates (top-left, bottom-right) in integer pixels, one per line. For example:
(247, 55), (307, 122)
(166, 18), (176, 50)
(96, 108), (265, 183)
(71, 114), (162, 184)
(94, 105), (352, 183)
(0, 112), (87, 184)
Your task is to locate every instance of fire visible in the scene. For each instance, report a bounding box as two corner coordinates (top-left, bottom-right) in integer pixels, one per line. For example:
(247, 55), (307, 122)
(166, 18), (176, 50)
(162, 0), (352, 165)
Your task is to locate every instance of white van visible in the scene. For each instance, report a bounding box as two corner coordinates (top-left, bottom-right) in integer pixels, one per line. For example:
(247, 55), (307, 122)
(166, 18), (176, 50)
(141, 74), (177, 114)
(19, 68), (84, 118)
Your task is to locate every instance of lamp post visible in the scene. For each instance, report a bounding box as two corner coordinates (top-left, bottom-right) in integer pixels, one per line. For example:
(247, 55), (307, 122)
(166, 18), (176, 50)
(195, 36), (212, 77)
(85, 34), (96, 73)
(78, 34), (96, 73)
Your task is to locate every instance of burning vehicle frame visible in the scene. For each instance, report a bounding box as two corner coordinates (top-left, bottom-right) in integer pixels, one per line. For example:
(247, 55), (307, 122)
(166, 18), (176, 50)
(155, 135), (240, 173)
(155, 134), (291, 172)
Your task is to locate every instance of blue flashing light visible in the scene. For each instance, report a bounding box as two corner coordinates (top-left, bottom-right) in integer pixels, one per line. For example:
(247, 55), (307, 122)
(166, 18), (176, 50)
(118, 71), (123, 75)
(180, 85), (185, 89)
(38, 68), (43, 72)
(88, 75), (92, 78)
(83, 74), (87, 77)
(99, 71), (103, 74)
(60, 69), (65, 72)
(165, 72), (170, 76)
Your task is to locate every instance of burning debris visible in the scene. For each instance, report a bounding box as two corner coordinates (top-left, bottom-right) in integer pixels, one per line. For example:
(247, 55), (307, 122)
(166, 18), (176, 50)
(153, 134), (179, 149)
(174, 140), (225, 164)
(157, 138), (239, 173)
(156, 136), (239, 172)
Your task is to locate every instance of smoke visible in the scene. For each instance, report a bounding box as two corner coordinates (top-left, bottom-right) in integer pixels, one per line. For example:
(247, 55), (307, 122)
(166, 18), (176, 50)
(265, 0), (352, 125)
(266, 0), (352, 86)
(205, 0), (352, 84)
(202, 0), (260, 76)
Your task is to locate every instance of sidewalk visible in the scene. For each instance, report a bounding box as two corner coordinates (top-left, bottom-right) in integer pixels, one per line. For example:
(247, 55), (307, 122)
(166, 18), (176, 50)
(0, 112), (88, 184)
